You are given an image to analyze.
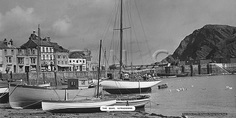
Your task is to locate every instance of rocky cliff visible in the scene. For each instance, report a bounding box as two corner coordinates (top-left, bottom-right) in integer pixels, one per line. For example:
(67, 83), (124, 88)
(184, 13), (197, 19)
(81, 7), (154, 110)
(164, 24), (236, 64)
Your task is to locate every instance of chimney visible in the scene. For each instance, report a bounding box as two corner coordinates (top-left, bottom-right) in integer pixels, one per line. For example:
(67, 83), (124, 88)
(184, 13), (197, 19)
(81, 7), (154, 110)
(9, 39), (13, 45)
(47, 37), (51, 42)
(3, 38), (7, 46)
(38, 24), (41, 39)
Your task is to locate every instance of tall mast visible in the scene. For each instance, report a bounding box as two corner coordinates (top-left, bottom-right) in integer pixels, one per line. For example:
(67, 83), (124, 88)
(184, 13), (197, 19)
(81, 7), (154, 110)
(97, 40), (102, 98)
(37, 24), (41, 80)
(119, 0), (123, 79)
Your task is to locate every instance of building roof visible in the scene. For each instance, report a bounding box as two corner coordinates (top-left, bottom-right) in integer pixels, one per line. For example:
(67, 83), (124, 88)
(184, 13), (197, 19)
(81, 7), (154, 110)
(21, 35), (52, 48)
(50, 42), (69, 53)
(69, 51), (85, 58)
(21, 32), (67, 52)
(0, 40), (17, 49)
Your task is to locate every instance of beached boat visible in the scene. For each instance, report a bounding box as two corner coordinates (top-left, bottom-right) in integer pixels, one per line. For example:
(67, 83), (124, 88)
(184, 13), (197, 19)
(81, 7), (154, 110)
(42, 98), (116, 113)
(0, 87), (9, 103)
(176, 72), (188, 77)
(105, 94), (150, 109)
(9, 84), (102, 109)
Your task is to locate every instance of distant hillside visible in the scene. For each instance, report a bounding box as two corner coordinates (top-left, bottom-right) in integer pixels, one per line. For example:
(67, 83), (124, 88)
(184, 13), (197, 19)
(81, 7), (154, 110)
(163, 24), (236, 64)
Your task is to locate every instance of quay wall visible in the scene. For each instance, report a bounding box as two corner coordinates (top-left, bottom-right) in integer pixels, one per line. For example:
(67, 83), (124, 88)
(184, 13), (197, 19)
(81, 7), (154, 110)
(1, 63), (236, 84)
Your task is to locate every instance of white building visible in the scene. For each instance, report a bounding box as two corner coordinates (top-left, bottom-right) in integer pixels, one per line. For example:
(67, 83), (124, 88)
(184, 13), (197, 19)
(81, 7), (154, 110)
(68, 50), (90, 71)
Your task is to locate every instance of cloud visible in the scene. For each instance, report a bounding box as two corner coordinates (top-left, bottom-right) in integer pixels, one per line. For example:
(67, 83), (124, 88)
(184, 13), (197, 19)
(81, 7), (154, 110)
(0, 6), (42, 47)
(3, 6), (39, 28)
(52, 17), (71, 35)
(0, 6), (40, 38)
(0, 13), (2, 32)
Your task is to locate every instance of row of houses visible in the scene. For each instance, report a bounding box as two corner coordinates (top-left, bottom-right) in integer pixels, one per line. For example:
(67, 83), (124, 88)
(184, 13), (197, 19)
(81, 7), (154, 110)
(0, 31), (94, 73)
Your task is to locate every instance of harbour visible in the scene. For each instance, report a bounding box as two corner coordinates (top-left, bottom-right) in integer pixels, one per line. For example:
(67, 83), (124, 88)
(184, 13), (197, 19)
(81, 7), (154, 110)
(0, 0), (236, 117)
(1, 74), (236, 117)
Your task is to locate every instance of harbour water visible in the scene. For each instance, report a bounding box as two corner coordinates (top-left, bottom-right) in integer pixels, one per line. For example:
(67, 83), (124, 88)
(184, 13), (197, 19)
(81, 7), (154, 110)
(146, 74), (236, 116)
(1, 75), (236, 117)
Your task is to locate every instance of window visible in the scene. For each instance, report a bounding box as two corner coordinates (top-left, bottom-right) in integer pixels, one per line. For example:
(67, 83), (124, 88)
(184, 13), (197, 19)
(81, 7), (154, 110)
(58, 61), (60, 64)
(65, 61), (68, 64)
(83, 60), (85, 64)
(11, 50), (14, 55)
(63, 56), (66, 59)
(58, 55), (60, 59)
(41, 47), (44, 52)
(6, 56), (12, 63)
(46, 55), (49, 60)
(18, 49), (22, 54)
(32, 49), (35, 55)
(42, 55), (45, 60)
(69, 60), (71, 63)
(61, 61), (64, 64)
(28, 49), (31, 55)
(4, 49), (7, 55)
(30, 57), (36, 64)
(76, 60), (79, 63)
(81, 80), (85, 85)
(17, 57), (24, 64)
(50, 55), (53, 60)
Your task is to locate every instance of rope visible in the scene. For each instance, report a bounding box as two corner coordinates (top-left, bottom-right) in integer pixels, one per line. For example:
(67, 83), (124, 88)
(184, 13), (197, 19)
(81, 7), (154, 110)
(53, 89), (61, 100)
(0, 90), (8, 99)
(9, 84), (19, 96)
(22, 100), (43, 109)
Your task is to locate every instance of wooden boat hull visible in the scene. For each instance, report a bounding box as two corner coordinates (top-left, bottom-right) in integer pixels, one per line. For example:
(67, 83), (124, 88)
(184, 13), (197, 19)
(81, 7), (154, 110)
(100, 80), (161, 94)
(9, 84), (102, 109)
(176, 73), (188, 77)
(42, 99), (116, 113)
(156, 73), (176, 77)
(104, 87), (152, 94)
(115, 95), (150, 108)
(0, 87), (9, 103)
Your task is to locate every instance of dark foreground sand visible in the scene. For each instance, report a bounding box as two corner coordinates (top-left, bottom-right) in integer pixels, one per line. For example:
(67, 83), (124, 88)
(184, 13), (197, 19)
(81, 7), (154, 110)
(1, 103), (236, 118)
(0, 104), (182, 118)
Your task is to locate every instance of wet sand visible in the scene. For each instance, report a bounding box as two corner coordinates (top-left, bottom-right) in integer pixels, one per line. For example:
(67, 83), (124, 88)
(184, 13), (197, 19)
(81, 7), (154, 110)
(0, 103), (181, 118)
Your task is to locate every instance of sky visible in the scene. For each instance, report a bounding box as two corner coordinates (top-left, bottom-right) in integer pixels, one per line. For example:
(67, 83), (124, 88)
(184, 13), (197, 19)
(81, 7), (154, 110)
(0, 0), (236, 65)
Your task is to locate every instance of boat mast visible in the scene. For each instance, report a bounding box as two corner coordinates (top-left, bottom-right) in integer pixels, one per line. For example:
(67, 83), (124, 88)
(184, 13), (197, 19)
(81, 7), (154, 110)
(36, 24), (41, 82)
(119, 0), (123, 79)
(97, 40), (102, 98)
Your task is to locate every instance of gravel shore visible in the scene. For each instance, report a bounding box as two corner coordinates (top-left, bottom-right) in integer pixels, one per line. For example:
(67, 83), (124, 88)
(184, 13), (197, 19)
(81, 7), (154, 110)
(0, 103), (182, 118)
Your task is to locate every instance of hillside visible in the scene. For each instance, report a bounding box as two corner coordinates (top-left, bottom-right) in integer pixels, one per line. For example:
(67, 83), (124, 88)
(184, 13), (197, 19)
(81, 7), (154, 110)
(164, 24), (236, 64)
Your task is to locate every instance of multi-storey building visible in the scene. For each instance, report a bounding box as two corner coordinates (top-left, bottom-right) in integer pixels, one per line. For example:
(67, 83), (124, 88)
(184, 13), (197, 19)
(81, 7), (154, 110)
(16, 47), (38, 73)
(0, 39), (17, 73)
(21, 31), (55, 72)
(51, 42), (70, 71)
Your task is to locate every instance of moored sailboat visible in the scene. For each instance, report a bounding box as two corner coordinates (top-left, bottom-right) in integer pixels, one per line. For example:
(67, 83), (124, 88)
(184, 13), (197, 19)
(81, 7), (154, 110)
(98, 0), (161, 94)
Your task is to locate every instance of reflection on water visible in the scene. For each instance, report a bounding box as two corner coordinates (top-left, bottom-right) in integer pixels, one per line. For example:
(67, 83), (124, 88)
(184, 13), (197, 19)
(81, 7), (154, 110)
(146, 74), (236, 116)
